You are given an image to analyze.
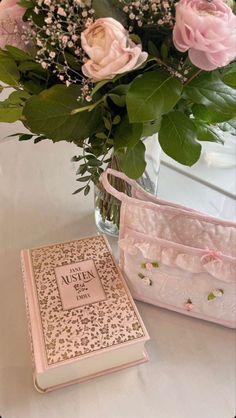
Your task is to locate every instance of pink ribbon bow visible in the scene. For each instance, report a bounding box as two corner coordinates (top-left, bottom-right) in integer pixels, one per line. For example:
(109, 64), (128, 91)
(201, 248), (222, 263)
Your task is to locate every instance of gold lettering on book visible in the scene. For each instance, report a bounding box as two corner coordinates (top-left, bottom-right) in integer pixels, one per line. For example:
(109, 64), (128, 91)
(61, 269), (95, 285)
(55, 259), (106, 310)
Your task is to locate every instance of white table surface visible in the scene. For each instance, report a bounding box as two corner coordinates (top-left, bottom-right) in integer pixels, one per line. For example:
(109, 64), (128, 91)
(0, 121), (236, 418)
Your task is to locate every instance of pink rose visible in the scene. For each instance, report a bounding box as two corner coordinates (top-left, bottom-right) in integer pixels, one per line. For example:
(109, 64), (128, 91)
(145, 262), (153, 271)
(173, 0), (236, 71)
(81, 17), (148, 82)
(0, 0), (27, 50)
(184, 298), (193, 311)
(184, 302), (193, 311)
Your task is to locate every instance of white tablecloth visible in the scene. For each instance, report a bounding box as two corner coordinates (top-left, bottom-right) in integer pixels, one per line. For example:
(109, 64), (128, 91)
(0, 123), (235, 418)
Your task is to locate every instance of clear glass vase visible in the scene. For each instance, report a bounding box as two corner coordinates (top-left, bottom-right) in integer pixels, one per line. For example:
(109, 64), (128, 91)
(94, 134), (161, 236)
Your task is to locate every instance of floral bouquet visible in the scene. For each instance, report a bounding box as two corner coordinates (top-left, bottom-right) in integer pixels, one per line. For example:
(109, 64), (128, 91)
(0, 0), (236, 231)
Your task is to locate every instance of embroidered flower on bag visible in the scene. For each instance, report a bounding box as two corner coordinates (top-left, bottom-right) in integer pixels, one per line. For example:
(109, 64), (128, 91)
(145, 262), (154, 271)
(143, 277), (152, 286)
(201, 248), (222, 263)
(141, 261), (159, 270)
(138, 273), (152, 286)
(208, 288), (224, 301)
(184, 298), (193, 311)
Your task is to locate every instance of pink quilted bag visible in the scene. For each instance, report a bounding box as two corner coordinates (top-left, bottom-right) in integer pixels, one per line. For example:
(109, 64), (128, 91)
(100, 168), (236, 328)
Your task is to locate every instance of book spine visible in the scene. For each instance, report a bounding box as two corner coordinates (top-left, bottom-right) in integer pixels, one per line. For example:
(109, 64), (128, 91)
(21, 250), (45, 375)
(21, 251), (37, 378)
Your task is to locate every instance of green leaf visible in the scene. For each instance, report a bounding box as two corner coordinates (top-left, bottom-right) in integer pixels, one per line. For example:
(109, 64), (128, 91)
(113, 116), (143, 151)
(6, 45), (33, 62)
(108, 93), (126, 107)
(223, 63), (236, 88)
(86, 154), (98, 160)
(160, 43), (168, 60)
(22, 85), (101, 142)
(87, 158), (102, 167)
(129, 34), (141, 44)
(23, 80), (45, 94)
(77, 164), (87, 175)
(113, 115), (121, 125)
(159, 111), (201, 166)
(34, 136), (45, 143)
(0, 56), (20, 85)
(117, 141), (146, 179)
(142, 118), (162, 137)
(76, 176), (91, 182)
(0, 90), (29, 123)
(7, 132), (27, 138)
(18, 0), (34, 7)
(194, 120), (224, 144)
(192, 104), (233, 123)
(110, 84), (130, 96)
(103, 116), (112, 130)
(91, 76), (130, 97)
(0, 107), (22, 123)
(217, 118), (236, 136)
(0, 49), (9, 58)
(127, 70), (182, 123)
(18, 61), (44, 72)
(19, 134), (34, 141)
(64, 52), (81, 71)
(138, 273), (145, 279)
(93, 0), (125, 23)
(147, 41), (160, 58)
(91, 79), (111, 96)
(184, 73), (236, 119)
(208, 293), (216, 301)
(72, 186), (86, 195)
(6, 90), (31, 104)
(71, 155), (83, 162)
(84, 185), (91, 196)
(107, 85), (130, 108)
(96, 132), (107, 139)
(223, 72), (236, 88)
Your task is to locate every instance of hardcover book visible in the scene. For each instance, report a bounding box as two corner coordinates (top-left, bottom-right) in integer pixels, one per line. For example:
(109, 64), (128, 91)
(21, 235), (149, 392)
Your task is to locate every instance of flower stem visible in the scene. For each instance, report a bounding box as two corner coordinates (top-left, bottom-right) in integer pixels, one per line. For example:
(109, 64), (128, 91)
(95, 156), (131, 230)
(184, 69), (202, 85)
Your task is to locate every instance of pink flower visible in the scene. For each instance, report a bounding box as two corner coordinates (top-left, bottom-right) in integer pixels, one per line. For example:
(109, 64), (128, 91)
(184, 299), (193, 311)
(201, 248), (222, 265)
(145, 262), (153, 271)
(81, 17), (148, 82)
(184, 303), (193, 311)
(173, 0), (236, 71)
(0, 0), (28, 50)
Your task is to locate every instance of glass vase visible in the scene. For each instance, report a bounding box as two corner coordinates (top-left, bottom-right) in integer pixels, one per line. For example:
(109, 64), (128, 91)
(94, 134), (161, 236)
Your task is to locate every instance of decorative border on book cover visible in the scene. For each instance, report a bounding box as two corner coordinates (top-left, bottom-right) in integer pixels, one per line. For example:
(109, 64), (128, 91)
(29, 235), (146, 366)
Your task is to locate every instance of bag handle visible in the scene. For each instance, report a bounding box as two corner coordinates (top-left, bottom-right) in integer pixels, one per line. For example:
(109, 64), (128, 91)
(99, 168), (137, 202)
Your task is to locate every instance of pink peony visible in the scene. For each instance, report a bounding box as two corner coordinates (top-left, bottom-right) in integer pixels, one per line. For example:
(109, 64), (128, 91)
(0, 0), (27, 50)
(81, 17), (148, 82)
(173, 0), (236, 71)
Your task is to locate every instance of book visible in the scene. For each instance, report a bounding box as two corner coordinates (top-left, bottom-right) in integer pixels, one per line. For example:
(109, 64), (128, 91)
(21, 235), (149, 392)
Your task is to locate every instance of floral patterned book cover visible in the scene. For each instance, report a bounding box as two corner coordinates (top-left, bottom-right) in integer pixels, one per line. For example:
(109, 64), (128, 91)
(21, 235), (149, 392)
